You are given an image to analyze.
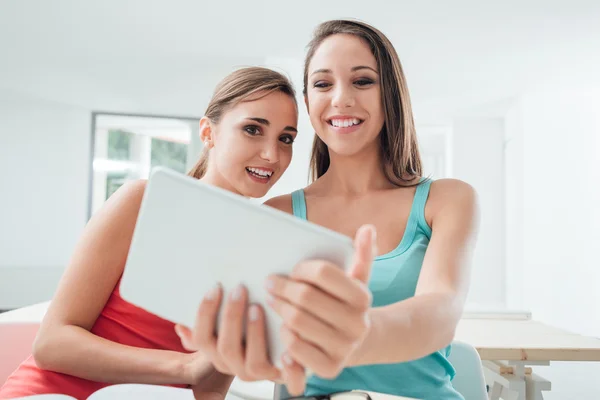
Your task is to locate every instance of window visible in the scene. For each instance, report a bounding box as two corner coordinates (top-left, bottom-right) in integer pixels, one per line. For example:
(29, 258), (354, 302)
(90, 114), (201, 217)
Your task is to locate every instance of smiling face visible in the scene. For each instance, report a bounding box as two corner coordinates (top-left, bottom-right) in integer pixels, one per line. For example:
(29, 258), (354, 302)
(202, 90), (298, 198)
(302, 20), (423, 184)
(305, 33), (385, 159)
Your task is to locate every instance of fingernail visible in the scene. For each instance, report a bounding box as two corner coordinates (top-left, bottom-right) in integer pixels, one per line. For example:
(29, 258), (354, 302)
(265, 277), (274, 291)
(249, 304), (259, 322)
(205, 283), (221, 300)
(266, 293), (275, 305)
(231, 284), (244, 301)
(370, 226), (377, 242)
(283, 353), (293, 366)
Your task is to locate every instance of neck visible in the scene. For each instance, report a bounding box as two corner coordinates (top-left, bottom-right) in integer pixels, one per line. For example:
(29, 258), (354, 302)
(318, 145), (393, 195)
(200, 169), (243, 196)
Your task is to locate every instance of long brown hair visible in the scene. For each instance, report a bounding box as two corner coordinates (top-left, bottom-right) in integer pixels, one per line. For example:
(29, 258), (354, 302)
(304, 20), (422, 185)
(187, 67), (297, 179)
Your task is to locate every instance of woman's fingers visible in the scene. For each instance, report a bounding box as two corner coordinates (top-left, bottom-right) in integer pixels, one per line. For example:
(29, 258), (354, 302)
(347, 224), (377, 284)
(281, 352), (306, 396)
(279, 261), (372, 312)
(174, 324), (195, 351)
(267, 294), (354, 360)
(217, 284), (251, 379)
(178, 282), (306, 386)
(280, 325), (341, 380)
(266, 274), (371, 341)
(193, 283), (223, 351)
(245, 303), (281, 381)
(265, 227), (377, 382)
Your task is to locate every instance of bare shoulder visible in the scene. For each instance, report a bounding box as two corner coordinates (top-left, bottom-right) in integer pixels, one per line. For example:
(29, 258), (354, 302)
(426, 179), (478, 222)
(111, 179), (147, 201)
(92, 179), (148, 224)
(263, 193), (294, 215)
(108, 179), (148, 203)
(430, 178), (476, 202)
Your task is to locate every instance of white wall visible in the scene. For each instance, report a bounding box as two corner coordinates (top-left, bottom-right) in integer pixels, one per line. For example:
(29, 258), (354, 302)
(521, 85), (600, 335)
(504, 86), (600, 399)
(524, 87), (600, 399)
(504, 101), (525, 310)
(0, 89), (91, 308)
(452, 118), (506, 306)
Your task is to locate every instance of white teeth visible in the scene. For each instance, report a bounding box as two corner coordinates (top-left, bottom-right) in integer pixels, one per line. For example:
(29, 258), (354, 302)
(330, 118), (361, 127)
(248, 167), (272, 177)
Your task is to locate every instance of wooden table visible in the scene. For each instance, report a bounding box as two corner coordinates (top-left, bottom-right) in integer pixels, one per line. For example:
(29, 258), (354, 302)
(455, 310), (600, 400)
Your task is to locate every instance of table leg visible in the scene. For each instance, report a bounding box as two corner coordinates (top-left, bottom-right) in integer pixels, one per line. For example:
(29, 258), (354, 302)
(508, 361), (551, 400)
(483, 360), (551, 400)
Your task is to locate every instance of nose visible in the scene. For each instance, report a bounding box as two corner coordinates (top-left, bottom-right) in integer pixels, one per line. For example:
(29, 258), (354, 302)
(331, 84), (355, 108)
(260, 140), (279, 164)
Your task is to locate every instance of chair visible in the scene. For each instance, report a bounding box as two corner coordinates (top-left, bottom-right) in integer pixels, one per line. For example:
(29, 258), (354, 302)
(273, 384), (291, 399)
(0, 301), (49, 385)
(272, 341), (488, 400)
(447, 341), (488, 400)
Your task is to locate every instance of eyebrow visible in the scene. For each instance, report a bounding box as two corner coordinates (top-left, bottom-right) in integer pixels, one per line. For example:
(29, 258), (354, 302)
(246, 117), (297, 133)
(310, 65), (379, 76)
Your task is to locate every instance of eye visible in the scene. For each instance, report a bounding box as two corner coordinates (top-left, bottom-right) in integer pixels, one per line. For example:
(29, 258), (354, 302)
(279, 134), (295, 145)
(244, 125), (261, 136)
(354, 78), (375, 87)
(313, 81), (331, 89)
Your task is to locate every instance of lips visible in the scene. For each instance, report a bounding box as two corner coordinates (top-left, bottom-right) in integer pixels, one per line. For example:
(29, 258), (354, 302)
(328, 117), (364, 128)
(245, 167), (273, 178)
(326, 116), (365, 134)
(245, 166), (274, 184)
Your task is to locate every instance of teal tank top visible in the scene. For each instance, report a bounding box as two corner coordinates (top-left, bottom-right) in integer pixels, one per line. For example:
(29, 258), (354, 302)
(290, 179), (463, 400)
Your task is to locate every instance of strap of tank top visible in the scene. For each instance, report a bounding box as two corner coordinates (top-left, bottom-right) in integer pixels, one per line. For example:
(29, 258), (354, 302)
(413, 178), (433, 238)
(291, 189), (307, 220)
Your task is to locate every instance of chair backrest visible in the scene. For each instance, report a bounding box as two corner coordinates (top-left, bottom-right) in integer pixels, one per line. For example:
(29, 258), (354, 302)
(273, 383), (291, 400)
(447, 341), (488, 400)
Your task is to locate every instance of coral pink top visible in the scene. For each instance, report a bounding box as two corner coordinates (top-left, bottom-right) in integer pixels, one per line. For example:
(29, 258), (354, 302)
(0, 279), (190, 399)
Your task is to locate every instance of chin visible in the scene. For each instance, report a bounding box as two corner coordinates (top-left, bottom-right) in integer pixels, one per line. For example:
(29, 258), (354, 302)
(327, 142), (370, 158)
(250, 189), (270, 198)
(241, 183), (272, 199)
(323, 134), (380, 158)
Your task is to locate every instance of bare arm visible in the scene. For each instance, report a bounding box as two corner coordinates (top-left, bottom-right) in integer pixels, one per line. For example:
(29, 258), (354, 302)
(349, 179), (479, 365)
(32, 180), (198, 385)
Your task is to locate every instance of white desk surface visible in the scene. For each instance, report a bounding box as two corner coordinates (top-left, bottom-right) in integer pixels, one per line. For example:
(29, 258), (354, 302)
(0, 301), (49, 323)
(456, 317), (600, 362)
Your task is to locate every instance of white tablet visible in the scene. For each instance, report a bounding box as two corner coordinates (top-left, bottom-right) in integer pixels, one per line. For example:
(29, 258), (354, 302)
(119, 167), (355, 368)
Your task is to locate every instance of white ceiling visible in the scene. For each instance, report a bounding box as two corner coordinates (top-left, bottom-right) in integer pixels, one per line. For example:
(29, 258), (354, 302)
(1, 0), (599, 121)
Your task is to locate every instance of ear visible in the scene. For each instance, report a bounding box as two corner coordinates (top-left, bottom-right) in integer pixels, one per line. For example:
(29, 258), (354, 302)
(199, 117), (214, 149)
(304, 95), (309, 113)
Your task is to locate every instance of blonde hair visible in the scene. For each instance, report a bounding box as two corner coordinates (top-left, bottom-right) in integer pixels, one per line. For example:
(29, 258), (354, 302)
(187, 67), (297, 179)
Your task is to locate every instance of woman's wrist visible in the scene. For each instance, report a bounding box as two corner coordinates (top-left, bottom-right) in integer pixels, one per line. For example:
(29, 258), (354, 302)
(177, 352), (198, 385)
(346, 308), (380, 367)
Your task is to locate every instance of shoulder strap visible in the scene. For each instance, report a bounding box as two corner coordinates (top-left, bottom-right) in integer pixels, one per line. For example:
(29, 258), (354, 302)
(413, 178), (433, 238)
(291, 189), (307, 220)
